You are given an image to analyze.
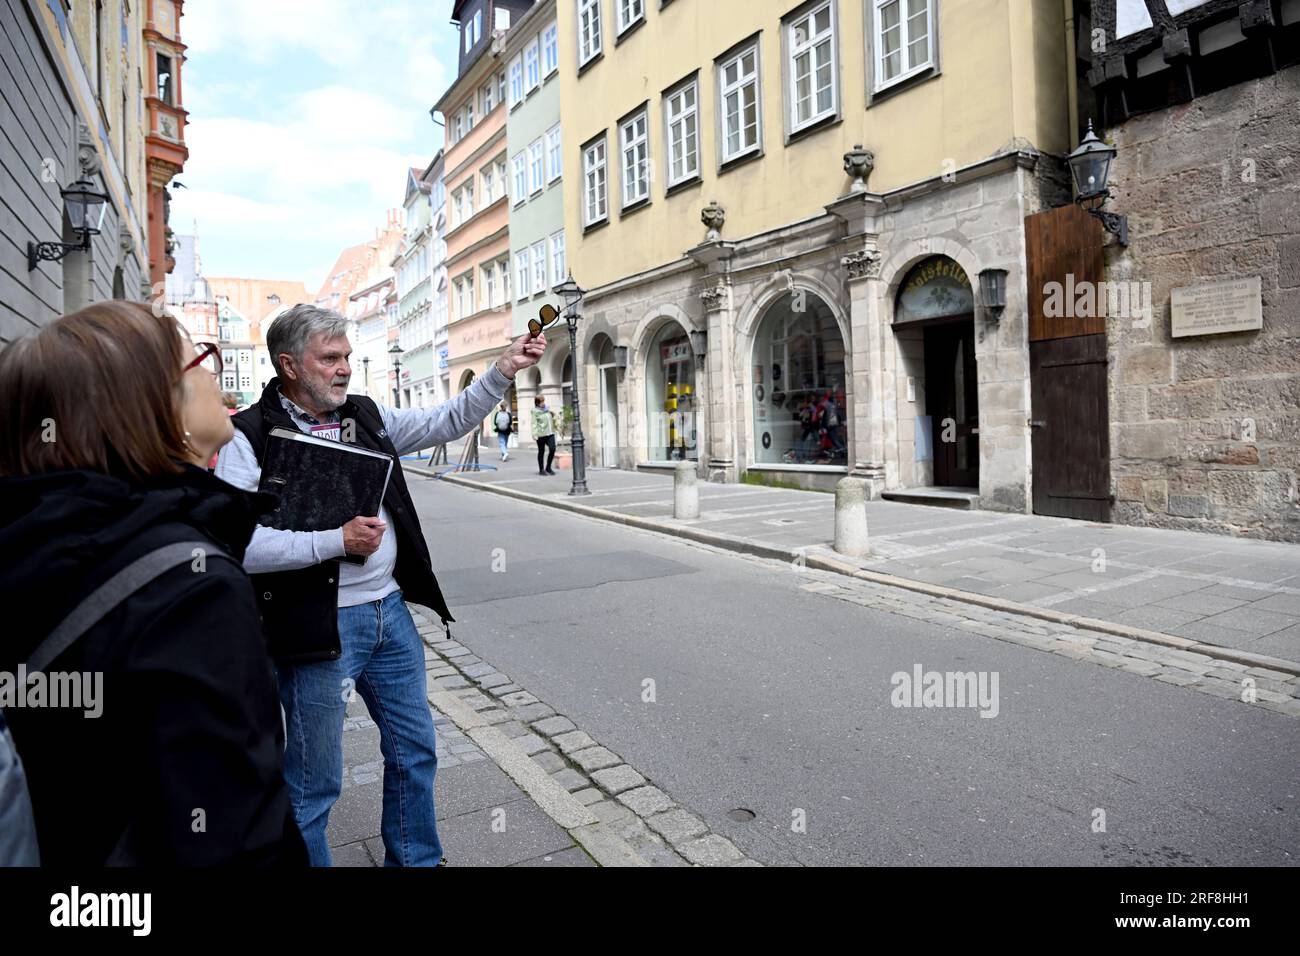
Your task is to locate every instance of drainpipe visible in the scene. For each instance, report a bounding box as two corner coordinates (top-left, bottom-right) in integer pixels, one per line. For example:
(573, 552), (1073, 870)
(1064, 0), (1079, 149)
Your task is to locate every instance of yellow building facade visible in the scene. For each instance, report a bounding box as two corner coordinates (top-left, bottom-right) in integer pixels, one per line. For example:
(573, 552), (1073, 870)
(552, 0), (1075, 511)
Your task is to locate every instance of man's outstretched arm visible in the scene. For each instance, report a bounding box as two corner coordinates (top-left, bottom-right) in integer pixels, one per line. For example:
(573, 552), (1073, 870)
(382, 332), (546, 456)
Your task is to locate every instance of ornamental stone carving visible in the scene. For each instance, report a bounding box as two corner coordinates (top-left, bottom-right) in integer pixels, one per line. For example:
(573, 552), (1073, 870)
(842, 144), (875, 193)
(77, 121), (102, 177)
(841, 248), (882, 280)
(701, 200), (726, 241)
(699, 282), (728, 311)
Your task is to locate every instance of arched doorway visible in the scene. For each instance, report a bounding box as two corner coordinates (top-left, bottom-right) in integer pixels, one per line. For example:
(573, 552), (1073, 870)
(594, 337), (619, 467)
(893, 256), (978, 489)
(750, 291), (847, 466)
(644, 320), (697, 461)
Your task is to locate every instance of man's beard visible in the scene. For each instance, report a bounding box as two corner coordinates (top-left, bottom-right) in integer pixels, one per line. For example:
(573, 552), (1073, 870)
(304, 376), (348, 411)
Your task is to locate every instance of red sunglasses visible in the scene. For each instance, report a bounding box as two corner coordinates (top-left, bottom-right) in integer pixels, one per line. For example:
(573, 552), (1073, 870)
(182, 341), (223, 376)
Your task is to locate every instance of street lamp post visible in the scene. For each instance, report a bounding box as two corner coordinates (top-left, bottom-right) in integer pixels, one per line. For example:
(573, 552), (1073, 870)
(553, 273), (590, 496)
(389, 342), (404, 408)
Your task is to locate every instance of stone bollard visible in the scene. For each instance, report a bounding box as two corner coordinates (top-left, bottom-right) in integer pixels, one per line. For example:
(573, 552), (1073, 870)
(673, 460), (699, 519)
(834, 477), (871, 557)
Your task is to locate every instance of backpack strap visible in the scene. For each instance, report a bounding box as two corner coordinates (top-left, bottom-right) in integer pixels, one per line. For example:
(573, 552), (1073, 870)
(25, 541), (237, 673)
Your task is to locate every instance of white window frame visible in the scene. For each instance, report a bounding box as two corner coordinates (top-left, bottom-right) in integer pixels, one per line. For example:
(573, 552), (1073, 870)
(512, 152), (527, 205)
(550, 231), (566, 287)
(482, 261), (497, 309)
(619, 108), (649, 207)
(787, 0), (838, 132)
(451, 111), (463, 144)
(616, 0), (644, 35)
(578, 0), (603, 66)
(529, 139), (545, 196)
(871, 0), (936, 93)
(481, 162), (496, 205)
(664, 77), (699, 187)
(481, 79), (495, 114)
(582, 135), (608, 227)
(515, 250), (531, 301)
(546, 125), (563, 182)
(525, 38), (540, 91)
(718, 41), (762, 163)
(508, 54), (524, 107)
(531, 240), (547, 294)
(499, 257), (511, 302)
(542, 21), (559, 76)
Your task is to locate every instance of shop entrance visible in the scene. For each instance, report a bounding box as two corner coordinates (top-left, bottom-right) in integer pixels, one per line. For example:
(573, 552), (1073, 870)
(924, 318), (979, 488)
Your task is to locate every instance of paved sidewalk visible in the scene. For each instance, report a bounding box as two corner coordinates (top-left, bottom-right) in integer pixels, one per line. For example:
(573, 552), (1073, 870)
(420, 452), (1300, 669)
(327, 605), (757, 866)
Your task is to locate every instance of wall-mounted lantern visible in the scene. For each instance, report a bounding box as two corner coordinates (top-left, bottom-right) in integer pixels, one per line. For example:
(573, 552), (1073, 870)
(1067, 120), (1128, 246)
(978, 268), (1009, 322)
(27, 178), (110, 271)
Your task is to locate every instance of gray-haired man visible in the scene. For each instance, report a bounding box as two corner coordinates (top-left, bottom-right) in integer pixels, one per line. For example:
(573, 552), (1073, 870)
(215, 304), (546, 866)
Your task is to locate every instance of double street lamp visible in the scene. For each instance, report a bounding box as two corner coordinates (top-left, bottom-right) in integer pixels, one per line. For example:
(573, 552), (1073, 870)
(552, 273), (590, 496)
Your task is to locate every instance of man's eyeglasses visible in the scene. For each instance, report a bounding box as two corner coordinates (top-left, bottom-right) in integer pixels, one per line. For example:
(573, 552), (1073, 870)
(183, 341), (223, 376)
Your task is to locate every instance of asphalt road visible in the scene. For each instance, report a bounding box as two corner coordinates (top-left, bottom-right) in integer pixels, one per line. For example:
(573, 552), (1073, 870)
(409, 475), (1299, 867)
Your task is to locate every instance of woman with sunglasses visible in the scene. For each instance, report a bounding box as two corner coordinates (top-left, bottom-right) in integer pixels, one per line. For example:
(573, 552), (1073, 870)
(0, 301), (307, 866)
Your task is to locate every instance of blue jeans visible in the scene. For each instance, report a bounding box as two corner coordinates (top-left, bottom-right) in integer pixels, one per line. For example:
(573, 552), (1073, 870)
(497, 432), (509, 456)
(277, 589), (442, 867)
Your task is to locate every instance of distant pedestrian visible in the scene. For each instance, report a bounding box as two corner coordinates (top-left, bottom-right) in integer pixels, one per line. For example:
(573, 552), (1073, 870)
(532, 396), (557, 475)
(0, 301), (307, 867)
(493, 403), (513, 461)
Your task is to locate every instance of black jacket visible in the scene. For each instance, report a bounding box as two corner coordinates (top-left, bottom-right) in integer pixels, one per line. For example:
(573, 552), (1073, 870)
(231, 378), (455, 664)
(0, 464), (308, 867)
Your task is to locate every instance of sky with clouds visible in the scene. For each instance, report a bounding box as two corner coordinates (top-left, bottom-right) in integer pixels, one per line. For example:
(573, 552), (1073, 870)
(171, 0), (455, 293)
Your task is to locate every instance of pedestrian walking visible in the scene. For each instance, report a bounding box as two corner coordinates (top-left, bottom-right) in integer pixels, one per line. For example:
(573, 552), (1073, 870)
(0, 301), (307, 867)
(215, 304), (546, 866)
(493, 403), (513, 461)
(532, 396), (557, 475)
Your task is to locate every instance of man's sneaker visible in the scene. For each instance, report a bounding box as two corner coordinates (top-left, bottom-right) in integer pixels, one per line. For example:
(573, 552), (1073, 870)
(545, 468), (556, 475)
(503, 452), (509, 461)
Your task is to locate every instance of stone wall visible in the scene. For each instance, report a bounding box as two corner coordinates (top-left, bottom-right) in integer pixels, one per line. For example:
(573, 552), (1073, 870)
(1107, 67), (1300, 541)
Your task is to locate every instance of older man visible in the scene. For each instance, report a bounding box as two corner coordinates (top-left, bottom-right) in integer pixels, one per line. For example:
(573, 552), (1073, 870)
(215, 304), (544, 866)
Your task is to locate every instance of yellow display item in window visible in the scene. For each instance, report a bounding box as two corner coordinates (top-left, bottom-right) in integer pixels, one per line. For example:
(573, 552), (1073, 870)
(664, 398), (678, 411)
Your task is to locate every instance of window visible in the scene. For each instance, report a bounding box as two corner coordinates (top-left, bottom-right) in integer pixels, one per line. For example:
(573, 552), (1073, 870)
(465, 9), (482, 52)
(664, 79), (699, 185)
(873, 0), (933, 90)
(582, 136), (608, 226)
(465, 99), (475, 131)
(546, 125), (563, 182)
(550, 231), (566, 286)
(645, 321), (698, 461)
(515, 250), (531, 300)
(500, 257), (512, 301)
(496, 7), (511, 30)
(719, 43), (761, 161)
(529, 139), (545, 195)
(496, 159), (508, 198)
(498, 70), (506, 104)
(481, 162), (496, 204)
(481, 79), (495, 114)
(525, 39), (540, 91)
(617, 0), (644, 35)
(578, 0), (602, 66)
(542, 22), (559, 75)
(508, 55), (524, 107)
(454, 187), (466, 225)
(751, 291), (848, 465)
(465, 180), (475, 216)
(512, 153), (527, 204)
(619, 108), (649, 207)
(531, 241), (547, 294)
(451, 111), (463, 144)
(482, 262), (497, 309)
(789, 1), (837, 130)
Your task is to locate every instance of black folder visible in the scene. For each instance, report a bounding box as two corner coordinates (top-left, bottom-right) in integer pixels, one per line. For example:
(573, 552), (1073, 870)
(257, 427), (394, 563)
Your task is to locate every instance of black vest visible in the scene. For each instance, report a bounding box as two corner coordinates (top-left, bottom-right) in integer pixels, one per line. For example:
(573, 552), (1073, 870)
(232, 378), (454, 663)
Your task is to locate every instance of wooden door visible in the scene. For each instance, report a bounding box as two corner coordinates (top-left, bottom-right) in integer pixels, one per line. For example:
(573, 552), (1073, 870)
(925, 319), (979, 488)
(1025, 204), (1110, 520)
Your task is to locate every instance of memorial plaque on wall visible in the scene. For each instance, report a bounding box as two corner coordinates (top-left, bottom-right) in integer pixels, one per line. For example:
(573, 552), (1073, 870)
(1170, 276), (1262, 338)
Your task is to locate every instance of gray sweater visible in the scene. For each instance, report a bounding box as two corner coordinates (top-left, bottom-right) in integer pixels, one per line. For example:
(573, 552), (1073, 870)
(215, 365), (511, 608)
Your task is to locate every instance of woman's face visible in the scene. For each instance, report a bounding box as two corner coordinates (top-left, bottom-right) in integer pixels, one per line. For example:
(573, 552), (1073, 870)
(179, 334), (234, 458)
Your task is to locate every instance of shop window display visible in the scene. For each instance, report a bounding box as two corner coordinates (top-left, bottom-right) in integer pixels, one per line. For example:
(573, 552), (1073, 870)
(645, 322), (698, 461)
(751, 292), (847, 466)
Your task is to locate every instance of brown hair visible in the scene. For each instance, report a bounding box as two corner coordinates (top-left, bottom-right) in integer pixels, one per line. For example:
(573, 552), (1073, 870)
(0, 300), (191, 480)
